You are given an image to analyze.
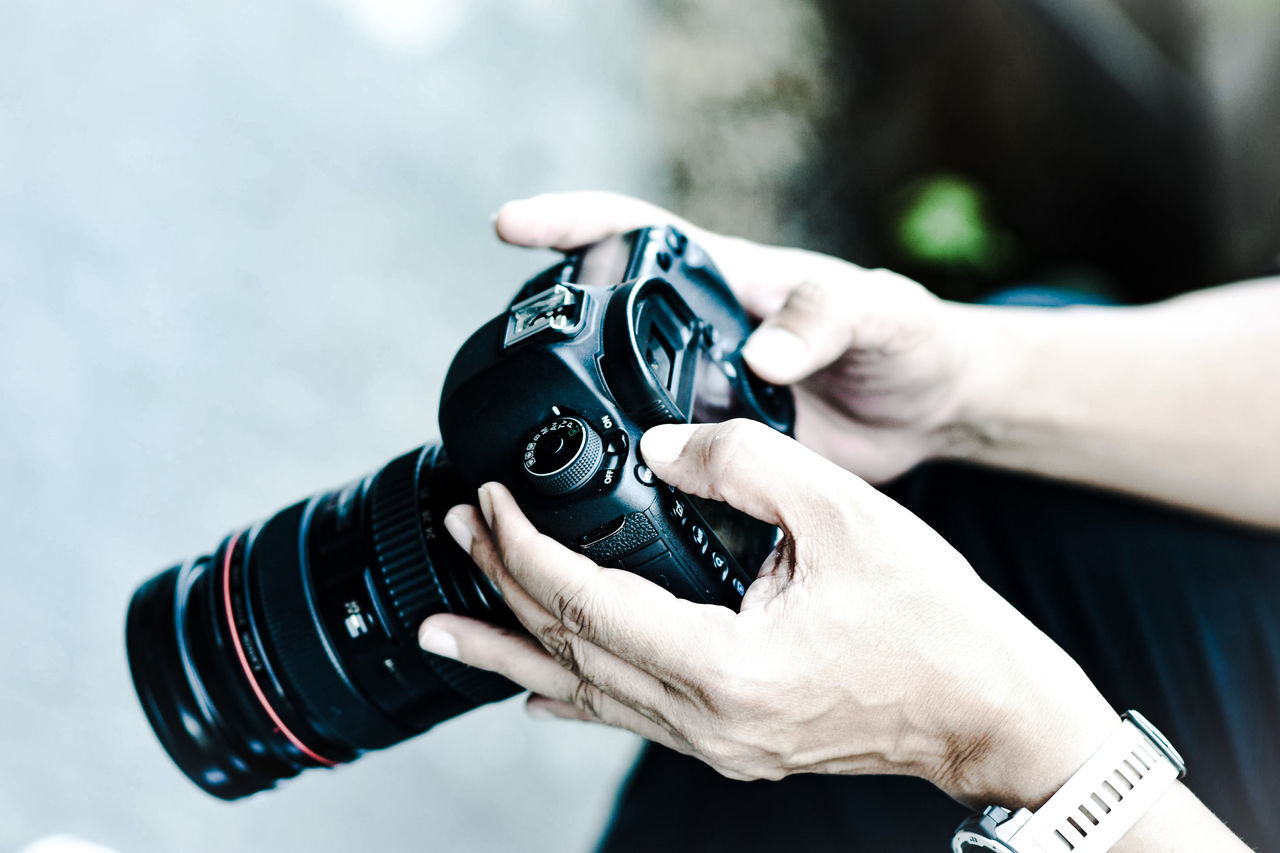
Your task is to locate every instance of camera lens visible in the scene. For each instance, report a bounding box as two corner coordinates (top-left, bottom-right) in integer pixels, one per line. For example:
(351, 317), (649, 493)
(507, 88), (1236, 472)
(125, 445), (520, 800)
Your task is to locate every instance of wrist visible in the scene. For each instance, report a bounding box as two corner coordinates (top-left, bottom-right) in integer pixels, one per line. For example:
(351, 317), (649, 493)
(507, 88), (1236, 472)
(957, 685), (1120, 811)
(933, 301), (1029, 466)
(928, 601), (1121, 809)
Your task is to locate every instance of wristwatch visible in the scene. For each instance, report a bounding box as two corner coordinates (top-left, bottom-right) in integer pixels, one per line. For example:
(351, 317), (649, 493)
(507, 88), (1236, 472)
(951, 711), (1185, 853)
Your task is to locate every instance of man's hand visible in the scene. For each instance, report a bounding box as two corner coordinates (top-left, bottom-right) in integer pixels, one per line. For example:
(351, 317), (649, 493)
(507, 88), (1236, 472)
(418, 420), (1118, 808)
(494, 191), (974, 482)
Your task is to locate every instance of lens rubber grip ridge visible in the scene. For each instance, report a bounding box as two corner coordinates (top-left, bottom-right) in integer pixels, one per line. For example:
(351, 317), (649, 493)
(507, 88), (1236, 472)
(369, 449), (520, 706)
(370, 448), (452, 635)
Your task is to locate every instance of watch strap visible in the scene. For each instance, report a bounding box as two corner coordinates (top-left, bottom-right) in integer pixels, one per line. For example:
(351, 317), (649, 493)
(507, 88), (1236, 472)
(1009, 711), (1185, 852)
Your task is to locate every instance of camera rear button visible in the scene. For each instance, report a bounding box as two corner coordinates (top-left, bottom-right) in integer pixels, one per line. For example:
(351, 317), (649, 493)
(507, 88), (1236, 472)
(668, 496), (688, 526)
(690, 525), (709, 556)
(711, 552), (728, 581)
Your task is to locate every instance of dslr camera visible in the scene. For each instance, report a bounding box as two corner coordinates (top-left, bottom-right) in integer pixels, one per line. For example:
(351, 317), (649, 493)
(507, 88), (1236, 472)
(126, 226), (795, 799)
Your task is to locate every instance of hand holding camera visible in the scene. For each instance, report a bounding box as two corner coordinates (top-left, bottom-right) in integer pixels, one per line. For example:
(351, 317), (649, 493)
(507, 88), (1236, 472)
(493, 191), (979, 484)
(423, 419), (1120, 810)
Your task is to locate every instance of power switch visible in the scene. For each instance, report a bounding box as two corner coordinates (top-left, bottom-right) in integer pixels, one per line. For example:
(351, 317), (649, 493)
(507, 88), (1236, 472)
(602, 430), (629, 471)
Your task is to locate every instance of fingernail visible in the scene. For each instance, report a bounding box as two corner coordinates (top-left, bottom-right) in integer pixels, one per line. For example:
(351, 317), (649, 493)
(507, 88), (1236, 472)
(641, 424), (694, 463)
(527, 703), (556, 720)
(496, 199), (531, 227)
(443, 507), (474, 553)
(418, 623), (459, 659)
(478, 484), (496, 528)
(741, 327), (807, 378)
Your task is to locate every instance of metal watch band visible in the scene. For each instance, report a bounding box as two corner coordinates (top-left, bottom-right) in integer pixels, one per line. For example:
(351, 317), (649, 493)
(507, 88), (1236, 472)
(1006, 711), (1185, 852)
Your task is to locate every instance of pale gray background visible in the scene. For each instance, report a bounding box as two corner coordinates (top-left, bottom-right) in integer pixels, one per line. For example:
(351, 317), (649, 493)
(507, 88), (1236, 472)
(0, 1), (659, 850)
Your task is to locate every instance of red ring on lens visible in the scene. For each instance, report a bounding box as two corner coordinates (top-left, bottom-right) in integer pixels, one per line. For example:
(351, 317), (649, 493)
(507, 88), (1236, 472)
(221, 531), (339, 767)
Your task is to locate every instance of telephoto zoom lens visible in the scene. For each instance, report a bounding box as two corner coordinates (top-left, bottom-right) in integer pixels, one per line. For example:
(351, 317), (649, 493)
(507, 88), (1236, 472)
(125, 445), (520, 800)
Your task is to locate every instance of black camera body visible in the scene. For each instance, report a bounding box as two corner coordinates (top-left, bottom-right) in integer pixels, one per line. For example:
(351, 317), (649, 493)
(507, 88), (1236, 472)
(125, 226), (794, 801)
(441, 226), (793, 606)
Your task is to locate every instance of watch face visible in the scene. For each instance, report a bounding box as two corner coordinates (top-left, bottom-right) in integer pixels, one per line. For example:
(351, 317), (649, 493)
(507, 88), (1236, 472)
(951, 830), (1017, 853)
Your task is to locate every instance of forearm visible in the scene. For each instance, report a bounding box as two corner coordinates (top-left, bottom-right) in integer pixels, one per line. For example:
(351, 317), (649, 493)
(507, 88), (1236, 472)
(1112, 782), (1251, 852)
(946, 279), (1280, 528)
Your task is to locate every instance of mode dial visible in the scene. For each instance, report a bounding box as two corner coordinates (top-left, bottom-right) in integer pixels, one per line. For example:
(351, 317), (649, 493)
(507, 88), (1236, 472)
(522, 415), (603, 496)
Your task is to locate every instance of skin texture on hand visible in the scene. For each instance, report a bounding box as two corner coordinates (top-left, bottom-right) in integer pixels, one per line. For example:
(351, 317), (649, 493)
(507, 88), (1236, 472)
(419, 420), (1119, 808)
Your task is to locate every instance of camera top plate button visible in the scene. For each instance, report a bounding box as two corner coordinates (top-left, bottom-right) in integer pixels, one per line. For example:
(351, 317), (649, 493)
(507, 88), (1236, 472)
(634, 464), (656, 485)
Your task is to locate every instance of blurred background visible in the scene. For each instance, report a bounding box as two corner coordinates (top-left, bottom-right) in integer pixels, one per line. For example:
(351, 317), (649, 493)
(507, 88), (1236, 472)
(2, 1), (1278, 852)
(0, 1), (654, 851)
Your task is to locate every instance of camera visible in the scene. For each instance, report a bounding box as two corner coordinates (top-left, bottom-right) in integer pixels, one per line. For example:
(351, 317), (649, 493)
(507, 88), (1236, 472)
(125, 226), (795, 800)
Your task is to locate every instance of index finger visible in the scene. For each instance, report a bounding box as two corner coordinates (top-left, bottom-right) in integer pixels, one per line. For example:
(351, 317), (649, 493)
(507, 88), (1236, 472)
(477, 481), (732, 674)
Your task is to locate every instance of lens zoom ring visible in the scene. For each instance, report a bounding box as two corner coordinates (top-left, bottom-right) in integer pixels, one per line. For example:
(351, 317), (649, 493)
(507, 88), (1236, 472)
(370, 450), (521, 706)
(370, 449), (449, 635)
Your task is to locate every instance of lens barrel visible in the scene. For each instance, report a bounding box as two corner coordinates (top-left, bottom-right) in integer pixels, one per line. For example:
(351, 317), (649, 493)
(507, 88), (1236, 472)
(126, 445), (519, 800)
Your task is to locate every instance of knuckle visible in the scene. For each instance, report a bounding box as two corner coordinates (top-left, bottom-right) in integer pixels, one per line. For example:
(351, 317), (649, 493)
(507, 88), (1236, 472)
(864, 267), (934, 313)
(535, 621), (582, 675)
(492, 524), (536, 573)
(695, 724), (793, 784)
(693, 735), (754, 780)
(683, 729), (720, 763)
(569, 678), (606, 720)
(784, 278), (831, 317)
(550, 578), (595, 636)
(698, 420), (765, 491)
(713, 766), (757, 782)
(864, 265), (914, 290)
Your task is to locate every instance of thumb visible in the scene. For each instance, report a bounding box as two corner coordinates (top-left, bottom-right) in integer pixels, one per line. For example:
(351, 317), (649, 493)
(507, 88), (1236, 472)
(740, 279), (861, 385)
(740, 270), (930, 385)
(638, 419), (851, 529)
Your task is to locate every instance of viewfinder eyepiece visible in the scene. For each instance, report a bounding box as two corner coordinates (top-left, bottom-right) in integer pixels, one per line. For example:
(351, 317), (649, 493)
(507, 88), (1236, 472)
(602, 279), (702, 426)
